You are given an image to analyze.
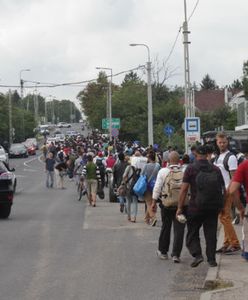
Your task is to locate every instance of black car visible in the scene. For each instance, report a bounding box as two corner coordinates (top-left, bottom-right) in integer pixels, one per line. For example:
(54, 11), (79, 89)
(9, 143), (28, 158)
(0, 161), (16, 218)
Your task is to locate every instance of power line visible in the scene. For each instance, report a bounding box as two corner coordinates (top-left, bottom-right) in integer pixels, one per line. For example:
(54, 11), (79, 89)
(163, 26), (182, 66)
(0, 65), (144, 89)
(188, 0), (200, 23)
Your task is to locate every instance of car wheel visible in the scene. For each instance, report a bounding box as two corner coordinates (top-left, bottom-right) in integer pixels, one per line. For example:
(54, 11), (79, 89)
(0, 205), (11, 219)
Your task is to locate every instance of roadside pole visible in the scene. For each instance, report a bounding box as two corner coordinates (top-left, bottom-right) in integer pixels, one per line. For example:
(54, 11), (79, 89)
(8, 90), (13, 146)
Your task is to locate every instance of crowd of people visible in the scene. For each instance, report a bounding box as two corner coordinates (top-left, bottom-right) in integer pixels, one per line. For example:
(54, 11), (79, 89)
(41, 131), (248, 268)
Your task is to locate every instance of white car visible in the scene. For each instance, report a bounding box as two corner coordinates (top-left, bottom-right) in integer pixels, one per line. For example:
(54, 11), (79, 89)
(46, 137), (57, 146)
(0, 146), (9, 165)
(57, 122), (71, 128)
(54, 134), (65, 143)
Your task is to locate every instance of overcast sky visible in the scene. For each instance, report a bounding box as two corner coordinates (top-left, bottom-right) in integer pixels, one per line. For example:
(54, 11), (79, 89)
(0, 0), (247, 107)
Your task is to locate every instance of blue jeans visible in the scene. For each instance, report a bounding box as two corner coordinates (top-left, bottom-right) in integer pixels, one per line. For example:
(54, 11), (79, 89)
(118, 196), (125, 205)
(46, 171), (54, 187)
(126, 194), (138, 218)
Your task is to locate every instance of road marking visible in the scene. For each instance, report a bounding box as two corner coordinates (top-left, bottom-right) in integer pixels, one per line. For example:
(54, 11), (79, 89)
(24, 157), (38, 168)
(23, 168), (37, 172)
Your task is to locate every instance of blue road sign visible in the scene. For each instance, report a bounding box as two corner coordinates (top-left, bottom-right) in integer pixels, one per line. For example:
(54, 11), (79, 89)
(164, 124), (174, 137)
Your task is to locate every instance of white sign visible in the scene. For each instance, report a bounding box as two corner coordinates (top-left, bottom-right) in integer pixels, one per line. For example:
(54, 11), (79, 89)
(185, 117), (201, 153)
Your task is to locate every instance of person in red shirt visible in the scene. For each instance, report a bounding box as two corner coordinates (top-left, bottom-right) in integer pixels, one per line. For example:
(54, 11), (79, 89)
(105, 153), (116, 187)
(229, 160), (247, 259)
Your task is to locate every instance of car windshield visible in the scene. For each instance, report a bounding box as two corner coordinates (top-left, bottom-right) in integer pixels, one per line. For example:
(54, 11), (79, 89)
(11, 144), (25, 150)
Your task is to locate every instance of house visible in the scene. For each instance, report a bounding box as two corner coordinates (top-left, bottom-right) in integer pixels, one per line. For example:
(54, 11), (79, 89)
(228, 90), (248, 129)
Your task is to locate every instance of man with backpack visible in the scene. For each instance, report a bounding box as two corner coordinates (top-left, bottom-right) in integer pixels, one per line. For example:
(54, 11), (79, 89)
(152, 151), (185, 263)
(177, 145), (225, 267)
(122, 164), (140, 222)
(214, 132), (241, 254)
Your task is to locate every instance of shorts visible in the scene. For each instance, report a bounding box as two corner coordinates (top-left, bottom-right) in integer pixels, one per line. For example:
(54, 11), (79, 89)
(86, 179), (98, 195)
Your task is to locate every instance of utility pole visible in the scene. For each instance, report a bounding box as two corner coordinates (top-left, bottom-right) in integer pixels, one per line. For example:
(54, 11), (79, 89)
(8, 90), (13, 146)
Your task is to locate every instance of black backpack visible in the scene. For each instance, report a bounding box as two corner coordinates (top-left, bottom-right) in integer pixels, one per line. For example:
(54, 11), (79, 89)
(129, 167), (141, 195)
(96, 159), (105, 176)
(195, 163), (224, 210)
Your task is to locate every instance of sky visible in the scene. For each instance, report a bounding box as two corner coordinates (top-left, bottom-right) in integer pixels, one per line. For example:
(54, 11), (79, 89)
(0, 0), (247, 109)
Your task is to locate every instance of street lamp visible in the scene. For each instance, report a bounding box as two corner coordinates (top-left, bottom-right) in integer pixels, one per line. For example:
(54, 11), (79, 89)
(130, 43), (153, 146)
(96, 66), (113, 142)
(19, 69), (31, 100)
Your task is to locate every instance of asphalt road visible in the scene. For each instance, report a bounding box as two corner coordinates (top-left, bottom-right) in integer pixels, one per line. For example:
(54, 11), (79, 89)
(0, 152), (209, 300)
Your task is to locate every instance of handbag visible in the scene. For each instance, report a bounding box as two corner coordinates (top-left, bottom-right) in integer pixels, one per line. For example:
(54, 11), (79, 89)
(133, 174), (147, 197)
(117, 184), (127, 196)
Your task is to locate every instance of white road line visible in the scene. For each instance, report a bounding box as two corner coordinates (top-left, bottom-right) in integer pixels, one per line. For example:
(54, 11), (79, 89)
(24, 157), (38, 168)
(23, 168), (37, 172)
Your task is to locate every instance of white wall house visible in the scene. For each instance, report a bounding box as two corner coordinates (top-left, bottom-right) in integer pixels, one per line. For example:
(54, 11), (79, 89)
(228, 91), (248, 130)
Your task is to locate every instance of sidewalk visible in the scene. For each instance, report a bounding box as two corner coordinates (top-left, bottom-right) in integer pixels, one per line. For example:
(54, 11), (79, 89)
(201, 222), (248, 300)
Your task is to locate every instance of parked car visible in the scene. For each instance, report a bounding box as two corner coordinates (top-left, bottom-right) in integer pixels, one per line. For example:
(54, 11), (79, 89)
(46, 137), (57, 146)
(0, 146), (9, 165)
(9, 143), (29, 158)
(54, 133), (65, 143)
(22, 142), (36, 155)
(57, 122), (71, 128)
(0, 161), (16, 218)
(25, 138), (38, 149)
(66, 130), (78, 137)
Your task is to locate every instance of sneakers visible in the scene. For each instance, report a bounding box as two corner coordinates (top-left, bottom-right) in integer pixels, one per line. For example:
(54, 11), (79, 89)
(172, 256), (181, 263)
(232, 215), (240, 225)
(216, 246), (228, 253)
(208, 260), (218, 267)
(191, 256), (204, 268)
(224, 246), (241, 255)
(151, 218), (157, 227)
(156, 250), (168, 260)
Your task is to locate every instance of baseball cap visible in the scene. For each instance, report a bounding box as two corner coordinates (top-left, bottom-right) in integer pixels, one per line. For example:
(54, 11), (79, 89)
(196, 145), (207, 155)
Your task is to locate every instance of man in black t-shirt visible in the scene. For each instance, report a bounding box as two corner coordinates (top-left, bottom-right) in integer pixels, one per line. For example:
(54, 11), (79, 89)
(177, 145), (225, 268)
(45, 152), (56, 188)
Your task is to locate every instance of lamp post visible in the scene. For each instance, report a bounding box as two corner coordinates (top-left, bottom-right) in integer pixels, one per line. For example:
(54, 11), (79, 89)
(130, 43), (153, 146)
(19, 69), (31, 100)
(96, 67), (113, 142)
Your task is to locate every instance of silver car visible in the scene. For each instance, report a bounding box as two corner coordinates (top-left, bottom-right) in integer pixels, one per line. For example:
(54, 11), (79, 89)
(0, 146), (9, 165)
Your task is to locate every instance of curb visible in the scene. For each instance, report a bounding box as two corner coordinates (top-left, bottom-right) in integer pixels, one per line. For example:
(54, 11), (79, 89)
(200, 281), (243, 300)
(202, 226), (224, 290)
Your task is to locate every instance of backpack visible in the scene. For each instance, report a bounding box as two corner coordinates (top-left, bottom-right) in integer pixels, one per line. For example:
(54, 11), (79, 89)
(129, 167), (141, 195)
(96, 158), (105, 177)
(195, 163), (224, 210)
(161, 167), (184, 207)
(214, 151), (241, 173)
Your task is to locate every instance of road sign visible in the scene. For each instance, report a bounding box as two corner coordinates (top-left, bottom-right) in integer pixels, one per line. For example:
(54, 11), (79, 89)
(164, 124), (174, 137)
(102, 118), (120, 129)
(185, 117), (201, 153)
(111, 128), (119, 137)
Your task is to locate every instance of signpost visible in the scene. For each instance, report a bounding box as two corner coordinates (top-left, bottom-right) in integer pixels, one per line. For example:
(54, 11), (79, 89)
(164, 124), (174, 144)
(185, 117), (201, 153)
(102, 118), (120, 129)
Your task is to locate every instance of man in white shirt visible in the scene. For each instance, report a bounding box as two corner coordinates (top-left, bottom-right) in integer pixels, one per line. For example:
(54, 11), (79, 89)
(214, 132), (241, 254)
(152, 151), (185, 263)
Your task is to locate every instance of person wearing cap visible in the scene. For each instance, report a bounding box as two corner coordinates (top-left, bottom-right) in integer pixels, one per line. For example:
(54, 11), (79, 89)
(177, 145), (225, 268)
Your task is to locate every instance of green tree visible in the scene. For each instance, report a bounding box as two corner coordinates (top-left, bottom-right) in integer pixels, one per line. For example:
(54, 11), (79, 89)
(200, 74), (218, 90)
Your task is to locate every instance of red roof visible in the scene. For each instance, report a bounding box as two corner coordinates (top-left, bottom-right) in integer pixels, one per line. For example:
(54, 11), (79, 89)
(194, 90), (225, 112)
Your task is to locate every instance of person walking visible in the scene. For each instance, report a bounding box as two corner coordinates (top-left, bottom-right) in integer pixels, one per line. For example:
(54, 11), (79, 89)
(141, 151), (160, 226)
(122, 165), (139, 222)
(214, 132), (241, 254)
(55, 161), (67, 189)
(113, 152), (128, 213)
(153, 151), (185, 262)
(45, 152), (56, 188)
(177, 145), (225, 267)
(229, 158), (247, 260)
(82, 155), (101, 207)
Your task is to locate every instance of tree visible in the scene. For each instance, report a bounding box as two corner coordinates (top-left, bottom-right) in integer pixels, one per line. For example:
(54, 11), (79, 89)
(231, 79), (243, 89)
(200, 74), (218, 90)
